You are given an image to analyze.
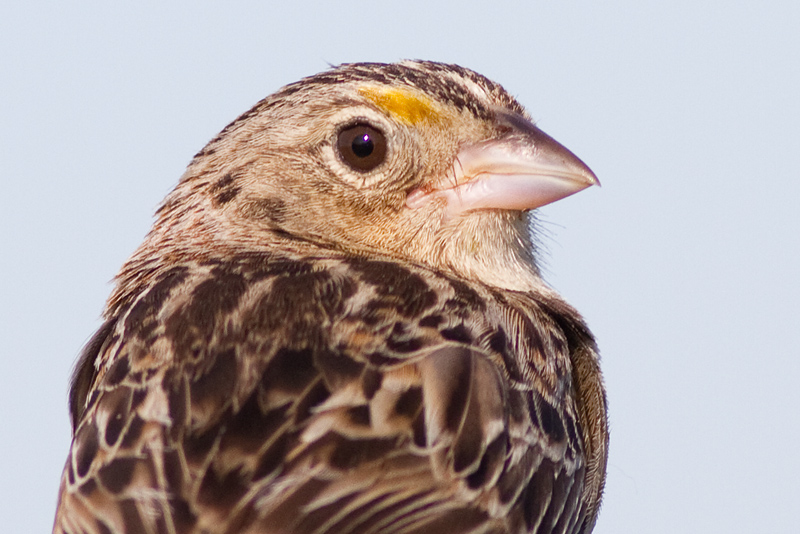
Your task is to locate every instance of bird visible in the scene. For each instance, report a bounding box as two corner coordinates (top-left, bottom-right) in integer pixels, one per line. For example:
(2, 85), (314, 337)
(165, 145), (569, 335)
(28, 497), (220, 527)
(53, 60), (608, 534)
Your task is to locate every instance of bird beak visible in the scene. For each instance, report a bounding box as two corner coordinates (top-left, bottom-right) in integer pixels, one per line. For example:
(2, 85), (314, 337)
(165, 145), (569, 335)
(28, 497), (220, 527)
(407, 111), (598, 215)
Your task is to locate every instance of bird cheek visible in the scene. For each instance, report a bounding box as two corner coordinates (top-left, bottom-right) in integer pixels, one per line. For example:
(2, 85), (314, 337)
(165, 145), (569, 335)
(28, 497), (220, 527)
(236, 197), (289, 225)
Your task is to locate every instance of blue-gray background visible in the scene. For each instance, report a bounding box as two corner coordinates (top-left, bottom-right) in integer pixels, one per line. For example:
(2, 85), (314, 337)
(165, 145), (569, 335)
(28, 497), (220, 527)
(2, 2), (798, 532)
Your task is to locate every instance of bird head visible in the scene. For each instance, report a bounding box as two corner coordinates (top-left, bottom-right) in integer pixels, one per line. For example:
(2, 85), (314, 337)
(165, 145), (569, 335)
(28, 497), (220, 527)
(138, 61), (597, 292)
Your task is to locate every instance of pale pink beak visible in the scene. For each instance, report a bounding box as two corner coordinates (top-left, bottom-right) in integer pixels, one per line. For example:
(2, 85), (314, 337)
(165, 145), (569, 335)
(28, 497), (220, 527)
(407, 110), (598, 215)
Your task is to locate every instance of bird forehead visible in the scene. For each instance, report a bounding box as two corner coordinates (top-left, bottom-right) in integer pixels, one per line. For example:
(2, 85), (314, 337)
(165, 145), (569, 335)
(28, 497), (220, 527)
(358, 86), (446, 126)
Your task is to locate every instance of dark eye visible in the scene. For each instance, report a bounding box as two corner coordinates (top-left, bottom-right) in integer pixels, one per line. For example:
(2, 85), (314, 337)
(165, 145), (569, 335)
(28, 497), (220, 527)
(337, 123), (387, 172)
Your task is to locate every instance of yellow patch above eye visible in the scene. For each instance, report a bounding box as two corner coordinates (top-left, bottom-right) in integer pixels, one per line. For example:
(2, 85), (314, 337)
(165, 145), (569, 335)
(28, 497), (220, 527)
(359, 86), (442, 125)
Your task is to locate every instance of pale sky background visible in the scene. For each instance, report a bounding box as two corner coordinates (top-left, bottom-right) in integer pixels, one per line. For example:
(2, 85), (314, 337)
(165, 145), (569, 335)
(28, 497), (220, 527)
(2, 2), (799, 533)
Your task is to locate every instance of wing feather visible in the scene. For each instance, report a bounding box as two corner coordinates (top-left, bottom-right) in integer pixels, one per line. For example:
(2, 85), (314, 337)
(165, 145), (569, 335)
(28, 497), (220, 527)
(54, 253), (604, 534)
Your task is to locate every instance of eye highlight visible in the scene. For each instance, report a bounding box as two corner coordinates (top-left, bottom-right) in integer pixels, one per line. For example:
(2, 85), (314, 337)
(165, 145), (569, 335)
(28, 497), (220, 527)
(337, 124), (387, 172)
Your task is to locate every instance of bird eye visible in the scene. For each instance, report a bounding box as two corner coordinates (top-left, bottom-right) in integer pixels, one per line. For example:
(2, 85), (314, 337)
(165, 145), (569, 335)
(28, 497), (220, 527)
(337, 124), (387, 172)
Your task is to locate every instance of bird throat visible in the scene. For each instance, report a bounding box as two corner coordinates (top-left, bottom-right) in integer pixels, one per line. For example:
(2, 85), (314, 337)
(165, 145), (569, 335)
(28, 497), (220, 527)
(433, 213), (543, 293)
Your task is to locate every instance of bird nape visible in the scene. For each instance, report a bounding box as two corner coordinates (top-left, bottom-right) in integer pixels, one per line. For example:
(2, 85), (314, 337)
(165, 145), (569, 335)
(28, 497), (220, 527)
(54, 61), (608, 534)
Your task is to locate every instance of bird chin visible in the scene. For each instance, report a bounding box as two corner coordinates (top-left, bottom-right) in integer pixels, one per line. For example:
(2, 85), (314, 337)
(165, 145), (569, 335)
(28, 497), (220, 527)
(408, 208), (542, 292)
